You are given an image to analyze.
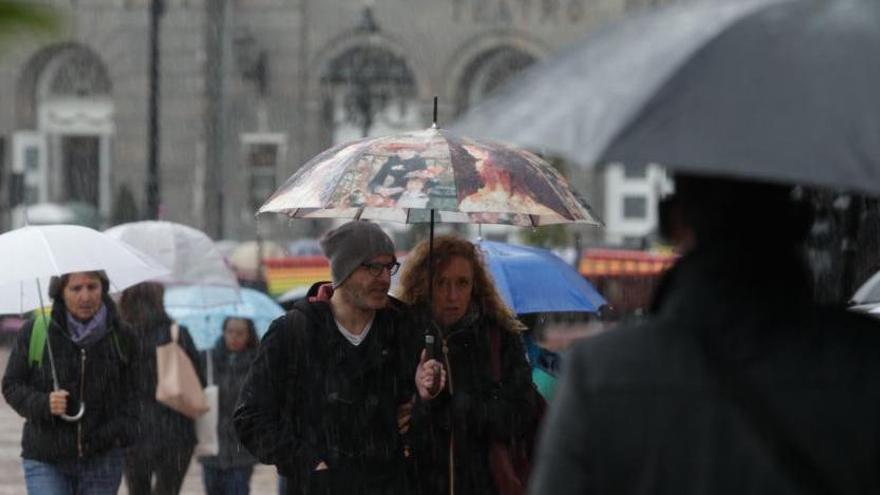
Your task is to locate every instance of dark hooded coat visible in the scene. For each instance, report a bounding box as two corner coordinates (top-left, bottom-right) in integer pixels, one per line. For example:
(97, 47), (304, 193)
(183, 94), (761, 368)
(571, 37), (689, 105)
(233, 296), (417, 495)
(126, 315), (204, 459)
(2, 297), (141, 463)
(529, 246), (880, 495)
(409, 307), (538, 495)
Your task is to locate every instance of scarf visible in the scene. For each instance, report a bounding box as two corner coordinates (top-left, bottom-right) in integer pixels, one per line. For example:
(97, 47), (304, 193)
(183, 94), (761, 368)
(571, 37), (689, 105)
(66, 304), (110, 347)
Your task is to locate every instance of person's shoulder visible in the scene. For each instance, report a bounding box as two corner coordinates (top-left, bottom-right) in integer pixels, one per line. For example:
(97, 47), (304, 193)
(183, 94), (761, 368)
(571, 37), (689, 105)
(382, 296), (413, 321)
(813, 306), (880, 349)
(565, 318), (676, 385)
(266, 303), (332, 342)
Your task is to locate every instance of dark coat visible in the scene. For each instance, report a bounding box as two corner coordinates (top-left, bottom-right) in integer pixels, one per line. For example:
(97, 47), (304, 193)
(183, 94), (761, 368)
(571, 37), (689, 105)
(199, 337), (258, 469)
(410, 309), (537, 495)
(2, 298), (141, 463)
(529, 246), (880, 495)
(233, 297), (417, 495)
(126, 317), (204, 458)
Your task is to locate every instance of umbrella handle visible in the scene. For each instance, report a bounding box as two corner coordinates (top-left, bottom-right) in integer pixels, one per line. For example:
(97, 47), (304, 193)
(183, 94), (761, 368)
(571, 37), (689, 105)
(60, 402), (85, 422)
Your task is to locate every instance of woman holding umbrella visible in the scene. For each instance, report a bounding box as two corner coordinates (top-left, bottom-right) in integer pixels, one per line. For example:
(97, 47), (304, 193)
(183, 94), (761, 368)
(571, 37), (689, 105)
(118, 281), (204, 495)
(397, 235), (540, 495)
(2, 271), (141, 494)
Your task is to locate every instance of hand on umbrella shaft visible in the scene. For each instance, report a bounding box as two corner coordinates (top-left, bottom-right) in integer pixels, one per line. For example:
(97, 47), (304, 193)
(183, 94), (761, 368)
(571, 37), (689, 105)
(416, 349), (446, 400)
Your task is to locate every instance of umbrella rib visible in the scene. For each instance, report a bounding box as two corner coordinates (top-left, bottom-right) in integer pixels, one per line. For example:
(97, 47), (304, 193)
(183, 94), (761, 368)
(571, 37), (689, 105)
(35, 228), (62, 277)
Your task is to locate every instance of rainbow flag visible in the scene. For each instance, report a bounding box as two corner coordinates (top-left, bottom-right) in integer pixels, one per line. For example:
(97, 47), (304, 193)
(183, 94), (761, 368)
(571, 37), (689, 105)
(264, 256), (331, 297)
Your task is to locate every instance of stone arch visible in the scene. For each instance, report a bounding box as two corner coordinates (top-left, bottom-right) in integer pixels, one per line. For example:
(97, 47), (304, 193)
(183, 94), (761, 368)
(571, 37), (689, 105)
(446, 32), (547, 117)
(310, 33), (427, 146)
(15, 43), (112, 129)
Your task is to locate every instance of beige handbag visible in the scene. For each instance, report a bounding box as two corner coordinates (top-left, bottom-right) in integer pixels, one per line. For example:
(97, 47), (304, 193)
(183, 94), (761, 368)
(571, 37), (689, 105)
(155, 323), (208, 419)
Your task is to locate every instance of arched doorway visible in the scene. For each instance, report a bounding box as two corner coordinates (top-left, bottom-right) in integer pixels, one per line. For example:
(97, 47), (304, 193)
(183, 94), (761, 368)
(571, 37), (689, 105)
(320, 44), (419, 146)
(12, 44), (114, 227)
(453, 46), (536, 116)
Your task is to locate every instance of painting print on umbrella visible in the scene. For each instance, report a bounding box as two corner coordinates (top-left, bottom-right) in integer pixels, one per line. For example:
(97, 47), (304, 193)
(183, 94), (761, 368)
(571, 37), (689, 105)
(260, 125), (601, 227)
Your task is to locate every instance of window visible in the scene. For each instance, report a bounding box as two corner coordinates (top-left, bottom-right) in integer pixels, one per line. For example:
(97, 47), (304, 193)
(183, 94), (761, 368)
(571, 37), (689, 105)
(622, 195), (647, 220)
(242, 134), (286, 211)
(623, 163), (647, 179)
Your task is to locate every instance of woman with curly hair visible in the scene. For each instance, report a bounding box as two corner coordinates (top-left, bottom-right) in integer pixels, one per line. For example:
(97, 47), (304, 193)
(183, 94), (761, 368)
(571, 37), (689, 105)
(397, 234), (539, 495)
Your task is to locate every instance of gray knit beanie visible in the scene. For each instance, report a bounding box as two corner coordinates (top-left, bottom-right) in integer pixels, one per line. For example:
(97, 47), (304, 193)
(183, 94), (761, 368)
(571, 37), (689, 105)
(320, 221), (395, 287)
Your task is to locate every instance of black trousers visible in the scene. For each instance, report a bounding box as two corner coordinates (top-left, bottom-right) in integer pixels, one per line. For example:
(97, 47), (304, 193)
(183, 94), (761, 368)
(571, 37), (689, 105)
(123, 444), (195, 495)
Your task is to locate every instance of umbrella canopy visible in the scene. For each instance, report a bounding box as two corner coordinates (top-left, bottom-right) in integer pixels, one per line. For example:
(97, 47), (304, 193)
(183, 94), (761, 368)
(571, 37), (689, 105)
(104, 221), (240, 307)
(0, 224), (170, 314)
(453, 0), (880, 195)
(259, 126), (601, 227)
(478, 240), (606, 314)
(851, 270), (880, 306)
(229, 241), (287, 280)
(165, 286), (285, 350)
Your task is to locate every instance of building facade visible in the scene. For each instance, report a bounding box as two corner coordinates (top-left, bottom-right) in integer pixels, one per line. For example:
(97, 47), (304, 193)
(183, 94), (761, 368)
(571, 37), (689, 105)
(0, 0), (672, 248)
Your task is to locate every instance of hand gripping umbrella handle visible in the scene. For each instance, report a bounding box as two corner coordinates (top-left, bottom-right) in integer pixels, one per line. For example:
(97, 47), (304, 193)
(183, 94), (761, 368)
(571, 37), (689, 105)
(60, 402), (85, 422)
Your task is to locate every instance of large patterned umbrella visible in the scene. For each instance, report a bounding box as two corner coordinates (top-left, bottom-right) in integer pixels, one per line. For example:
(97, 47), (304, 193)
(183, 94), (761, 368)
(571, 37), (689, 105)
(259, 126), (600, 227)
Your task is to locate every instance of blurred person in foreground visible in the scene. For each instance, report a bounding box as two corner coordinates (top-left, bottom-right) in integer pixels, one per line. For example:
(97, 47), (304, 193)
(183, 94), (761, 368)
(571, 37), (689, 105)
(529, 174), (880, 495)
(234, 221), (419, 495)
(2, 271), (141, 494)
(119, 281), (204, 495)
(198, 317), (259, 494)
(397, 234), (540, 495)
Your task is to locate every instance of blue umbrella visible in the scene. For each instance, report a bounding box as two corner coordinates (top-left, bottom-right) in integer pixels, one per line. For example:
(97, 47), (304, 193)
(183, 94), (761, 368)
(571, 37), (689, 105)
(478, 240), (606, 315)
(165, 286), (285, 350)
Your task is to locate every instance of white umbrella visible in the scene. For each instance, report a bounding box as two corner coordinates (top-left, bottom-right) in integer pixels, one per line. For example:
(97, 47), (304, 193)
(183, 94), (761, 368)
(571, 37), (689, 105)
(0, 224), (170, 314)
(104, 221), (240, 307)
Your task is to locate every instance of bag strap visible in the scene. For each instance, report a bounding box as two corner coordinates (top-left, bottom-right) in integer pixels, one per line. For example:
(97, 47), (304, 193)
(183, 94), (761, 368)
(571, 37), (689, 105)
(205, 349), (213, 386)
(699, 339), (838, 495)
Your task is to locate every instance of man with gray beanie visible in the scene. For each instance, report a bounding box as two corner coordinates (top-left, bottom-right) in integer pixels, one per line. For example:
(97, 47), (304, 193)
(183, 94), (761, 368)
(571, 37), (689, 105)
(235, 221), (417, 495)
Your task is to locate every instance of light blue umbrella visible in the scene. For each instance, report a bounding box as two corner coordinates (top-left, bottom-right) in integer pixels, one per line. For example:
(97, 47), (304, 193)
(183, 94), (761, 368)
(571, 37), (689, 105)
(165, 286), (285, 350)
(478, 240), (606, 315)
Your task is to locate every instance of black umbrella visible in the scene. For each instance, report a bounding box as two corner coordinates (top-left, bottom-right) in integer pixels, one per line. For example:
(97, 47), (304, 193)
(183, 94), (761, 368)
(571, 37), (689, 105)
(454, 0), (880, 195)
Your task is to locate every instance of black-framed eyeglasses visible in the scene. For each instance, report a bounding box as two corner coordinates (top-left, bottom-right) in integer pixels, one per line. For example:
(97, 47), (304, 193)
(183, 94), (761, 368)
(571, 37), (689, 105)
(361, 261), (400, 277)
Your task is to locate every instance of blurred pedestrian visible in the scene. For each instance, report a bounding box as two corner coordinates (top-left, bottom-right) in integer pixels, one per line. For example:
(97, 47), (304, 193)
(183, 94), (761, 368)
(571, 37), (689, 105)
(118, 281), (204, 495)
(234, 221), (417, 495)
(530, 175), (880, 494)
(397, 234), (540, 495)
(198, 317), (259, 495)
(2, 271), (141, 494)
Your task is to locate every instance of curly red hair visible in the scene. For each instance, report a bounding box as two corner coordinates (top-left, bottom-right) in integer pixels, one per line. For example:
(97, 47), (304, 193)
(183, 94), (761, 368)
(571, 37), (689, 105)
(395, 234), (524, 333)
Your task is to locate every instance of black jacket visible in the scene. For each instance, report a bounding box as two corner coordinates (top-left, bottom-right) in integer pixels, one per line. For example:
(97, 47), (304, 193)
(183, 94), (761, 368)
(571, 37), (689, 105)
(2, 298), (141, 463)
(529, 246), (880, 495)
(410, 309), (537, 495)
(127, 317), (204, 458)
(199, 337), (258, 468)
(233, 297), (417, 495)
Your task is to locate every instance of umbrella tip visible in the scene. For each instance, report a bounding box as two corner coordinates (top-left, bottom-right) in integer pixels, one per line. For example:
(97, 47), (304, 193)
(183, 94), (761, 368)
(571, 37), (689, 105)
(432, 96), (438, 128)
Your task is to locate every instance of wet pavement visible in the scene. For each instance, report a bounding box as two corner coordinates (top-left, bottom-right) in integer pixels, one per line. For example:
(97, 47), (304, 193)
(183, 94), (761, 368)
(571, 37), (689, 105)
(0, 345), (279, 494)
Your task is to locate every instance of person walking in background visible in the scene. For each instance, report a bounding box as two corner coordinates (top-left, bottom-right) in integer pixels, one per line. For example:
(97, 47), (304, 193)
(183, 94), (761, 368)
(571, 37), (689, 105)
(234, 220), (418, 495)
(118, 282), (204, 495)
(199, 317), (259, 495)
(529, 175), (880, 495)
(2, 271), (141, 494)
(397, 235), (540, 495)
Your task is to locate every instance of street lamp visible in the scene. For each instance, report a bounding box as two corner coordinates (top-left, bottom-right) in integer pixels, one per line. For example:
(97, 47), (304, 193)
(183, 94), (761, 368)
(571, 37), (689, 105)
(146, 0), (164, 219)
(320, 5), (416, 138)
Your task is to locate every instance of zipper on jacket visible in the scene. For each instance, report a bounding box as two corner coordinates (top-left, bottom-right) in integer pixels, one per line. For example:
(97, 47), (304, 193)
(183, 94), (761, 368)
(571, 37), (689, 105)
(77, 348), (86, 458)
